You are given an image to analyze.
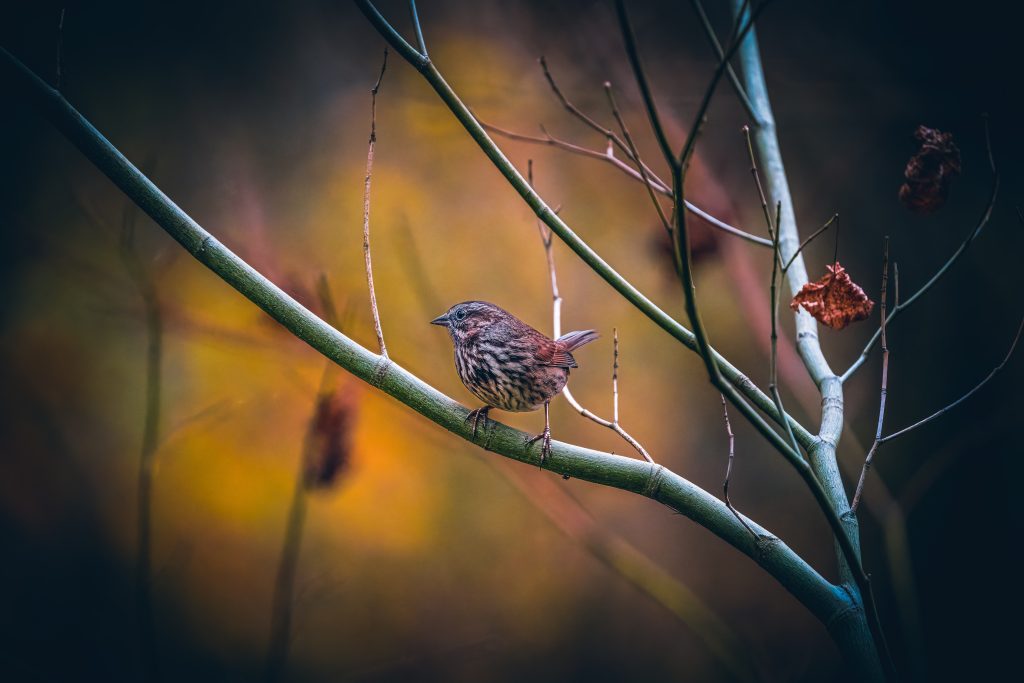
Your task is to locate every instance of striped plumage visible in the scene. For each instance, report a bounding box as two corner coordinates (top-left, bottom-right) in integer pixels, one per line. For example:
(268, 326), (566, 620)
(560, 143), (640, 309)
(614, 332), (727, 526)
(431, 301), (598, 464)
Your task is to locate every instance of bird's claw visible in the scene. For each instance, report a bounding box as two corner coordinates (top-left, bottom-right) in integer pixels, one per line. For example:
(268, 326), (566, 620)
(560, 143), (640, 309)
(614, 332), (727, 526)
(466, 406), (492, 441)
(526, 427), (552, 469)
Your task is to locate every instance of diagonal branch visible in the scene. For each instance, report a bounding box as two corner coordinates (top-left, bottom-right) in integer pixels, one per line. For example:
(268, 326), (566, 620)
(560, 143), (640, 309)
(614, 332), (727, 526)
(880, 313), (1023, 445)
(0, 45), (866, 633)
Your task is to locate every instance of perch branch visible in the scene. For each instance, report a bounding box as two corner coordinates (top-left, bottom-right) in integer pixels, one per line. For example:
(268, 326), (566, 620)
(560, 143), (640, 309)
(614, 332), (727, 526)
(0, 46), (868, 649)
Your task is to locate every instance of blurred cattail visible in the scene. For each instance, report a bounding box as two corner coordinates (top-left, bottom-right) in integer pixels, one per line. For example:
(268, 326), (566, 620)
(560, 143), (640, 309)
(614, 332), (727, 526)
(899, 125), (961, 213)
(302, 387), (360, 490)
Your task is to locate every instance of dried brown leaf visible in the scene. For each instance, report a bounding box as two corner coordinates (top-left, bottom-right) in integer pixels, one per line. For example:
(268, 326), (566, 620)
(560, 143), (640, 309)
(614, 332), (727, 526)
(899, 125), (961, 213)
(790, 262), (875, 330)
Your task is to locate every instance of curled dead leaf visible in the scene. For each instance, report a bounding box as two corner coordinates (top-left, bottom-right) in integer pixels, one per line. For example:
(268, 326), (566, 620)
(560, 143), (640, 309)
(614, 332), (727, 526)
(899, 125), (961, 213)
(303, 387), (359, 490)
(790, 262), (875, 330)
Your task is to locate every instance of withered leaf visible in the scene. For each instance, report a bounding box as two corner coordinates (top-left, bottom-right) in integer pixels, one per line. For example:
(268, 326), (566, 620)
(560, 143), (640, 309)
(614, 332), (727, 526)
(303, 387), (359, 491)
(899, 125), (961, 213)
(790, 262), (875, 330)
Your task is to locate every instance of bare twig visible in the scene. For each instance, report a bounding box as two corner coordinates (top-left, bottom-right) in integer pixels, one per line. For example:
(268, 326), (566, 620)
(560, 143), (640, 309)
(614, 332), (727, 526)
(721, 395), (758, 538)
(476, 119), (772, 246)
(363, 48), (389, 358)
(742, 126), (801, 455)
(119, 205), (163, 683)
(506, 55), (771, 247)
(880, 313), (1023, 444)
(56, 8), (65, 90)
(528, 161), (653, 463)
(851, 237), (891, 513)
(782, 213), (839, 274)
(842, 117), (999, 382)
(604, 82), (672, 235)
(689, 0), (757, 120)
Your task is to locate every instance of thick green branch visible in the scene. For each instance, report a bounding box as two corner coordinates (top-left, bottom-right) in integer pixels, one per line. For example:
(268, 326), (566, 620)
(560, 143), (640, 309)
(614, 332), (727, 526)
(0, 43), (861, 641)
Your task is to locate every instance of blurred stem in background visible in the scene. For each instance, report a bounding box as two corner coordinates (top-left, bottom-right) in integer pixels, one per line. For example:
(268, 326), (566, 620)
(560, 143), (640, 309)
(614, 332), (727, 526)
(119, 205), (163, 682)
(265, 281), (351, 682)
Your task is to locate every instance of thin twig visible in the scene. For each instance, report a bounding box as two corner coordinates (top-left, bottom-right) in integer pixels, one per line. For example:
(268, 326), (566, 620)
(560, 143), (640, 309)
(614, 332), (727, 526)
(679, 1), (765, 172)
(119, 205), (163, 683)
(880, 313), (1023, 444)
(742, 127), (801, 455)
(527, 161), (654, 463)
(476, 120), (771, 246)
(408, 1), (427, 58)
(56, 8), (65, 90)
(768, 200), (801, 454)
(851, 237), (891, 513)
(689, 0), (757, 120)
(363, 48), (389, 358)
(842, 116), (999, 382)
(604, 81), (672, 235)
(721, 395), (758, 538)
(613, 2), (676, 167)
(782, 213), (839, 274)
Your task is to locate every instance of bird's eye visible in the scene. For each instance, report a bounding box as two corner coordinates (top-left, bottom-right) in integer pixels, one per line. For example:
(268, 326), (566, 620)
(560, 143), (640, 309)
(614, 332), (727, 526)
(454, 308), (468, 321)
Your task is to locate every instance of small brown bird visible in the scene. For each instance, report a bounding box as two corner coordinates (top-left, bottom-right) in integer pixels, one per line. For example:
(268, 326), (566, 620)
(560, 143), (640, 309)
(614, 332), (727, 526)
(431, 301), (598, 465)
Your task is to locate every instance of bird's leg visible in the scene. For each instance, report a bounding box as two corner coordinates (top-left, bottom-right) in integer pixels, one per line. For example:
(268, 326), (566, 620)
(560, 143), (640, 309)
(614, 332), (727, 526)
(466, 406), (492, 441)
(526, 401), (552, 469)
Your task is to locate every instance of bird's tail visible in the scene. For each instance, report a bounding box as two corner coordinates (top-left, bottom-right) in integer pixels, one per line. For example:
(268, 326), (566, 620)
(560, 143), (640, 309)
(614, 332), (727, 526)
(557, 329), (599, 351)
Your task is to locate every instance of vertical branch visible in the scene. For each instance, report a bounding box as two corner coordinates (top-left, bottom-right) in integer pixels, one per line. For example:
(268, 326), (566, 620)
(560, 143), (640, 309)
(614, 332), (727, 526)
(363, 49), (389, 357)
(120, 207), (163, 683)
(852, 238), (890, 513)
(612, 329), (620, 424)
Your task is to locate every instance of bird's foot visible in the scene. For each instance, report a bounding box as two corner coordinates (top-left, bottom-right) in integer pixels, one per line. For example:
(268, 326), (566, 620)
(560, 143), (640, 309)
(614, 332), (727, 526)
(466, 406), (492, 441)
(525, 426), (552, 469)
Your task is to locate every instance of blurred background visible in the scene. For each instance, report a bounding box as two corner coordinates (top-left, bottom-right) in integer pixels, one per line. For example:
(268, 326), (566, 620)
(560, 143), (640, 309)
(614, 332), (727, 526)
(2, 1), (1022, 681)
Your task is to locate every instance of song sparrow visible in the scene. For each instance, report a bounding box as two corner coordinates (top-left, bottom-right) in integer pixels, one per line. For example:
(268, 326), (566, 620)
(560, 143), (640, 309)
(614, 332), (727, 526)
(431, 301), (598, 466)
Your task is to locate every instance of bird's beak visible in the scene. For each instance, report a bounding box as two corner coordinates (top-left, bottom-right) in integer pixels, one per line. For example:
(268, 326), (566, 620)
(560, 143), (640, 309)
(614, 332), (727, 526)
(430, 314), (450, 327)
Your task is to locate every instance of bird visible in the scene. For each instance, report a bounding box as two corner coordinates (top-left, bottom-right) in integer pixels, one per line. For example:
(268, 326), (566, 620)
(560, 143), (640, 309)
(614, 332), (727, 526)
(431, 301), (598, 467)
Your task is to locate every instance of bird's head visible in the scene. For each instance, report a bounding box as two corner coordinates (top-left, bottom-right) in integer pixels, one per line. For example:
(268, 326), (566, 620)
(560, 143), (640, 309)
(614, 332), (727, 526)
(430, 301), (506, 343)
